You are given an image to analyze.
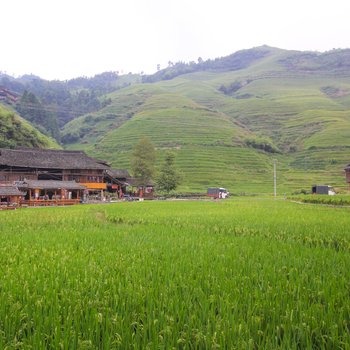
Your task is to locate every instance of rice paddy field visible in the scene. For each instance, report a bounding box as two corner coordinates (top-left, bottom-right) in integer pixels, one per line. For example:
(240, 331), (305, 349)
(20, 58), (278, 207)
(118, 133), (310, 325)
(1, 199), (350, 349)
(288, 194), (350, 206)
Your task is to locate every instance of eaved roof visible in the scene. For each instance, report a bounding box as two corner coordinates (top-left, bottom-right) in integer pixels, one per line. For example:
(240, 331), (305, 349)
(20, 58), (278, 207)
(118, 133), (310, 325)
(106, 169), (131, 178)
(127, 178), (155, 187)
(345, 164), (350, 171)
(0, 148), (110, 170)
(0, 185), (24, 196)
(20, 180), (86, 190)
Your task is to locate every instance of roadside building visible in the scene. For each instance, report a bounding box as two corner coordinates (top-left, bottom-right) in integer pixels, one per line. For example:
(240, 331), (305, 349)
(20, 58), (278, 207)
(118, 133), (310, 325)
(0, 147), (111, 205)
(18, 180), (86, 206)
(0, 185), (23, 208)
(126, 178), (155, 199)
(105, 169), (130, 197)
(311, 185), (335, 195)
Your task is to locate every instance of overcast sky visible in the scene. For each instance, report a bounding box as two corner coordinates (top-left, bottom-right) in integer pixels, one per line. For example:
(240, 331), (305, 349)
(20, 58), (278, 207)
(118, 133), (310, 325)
(2, 0), (350, 80)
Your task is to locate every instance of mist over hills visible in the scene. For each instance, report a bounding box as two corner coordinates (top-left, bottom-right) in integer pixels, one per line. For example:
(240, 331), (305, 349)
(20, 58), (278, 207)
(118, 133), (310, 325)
(1, 46), (350, 193)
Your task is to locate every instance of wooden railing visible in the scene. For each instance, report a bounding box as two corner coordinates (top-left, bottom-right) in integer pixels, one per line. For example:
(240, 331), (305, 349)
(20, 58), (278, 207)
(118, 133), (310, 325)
(21, 199), (80, 207)
(0, 203), (18, 210)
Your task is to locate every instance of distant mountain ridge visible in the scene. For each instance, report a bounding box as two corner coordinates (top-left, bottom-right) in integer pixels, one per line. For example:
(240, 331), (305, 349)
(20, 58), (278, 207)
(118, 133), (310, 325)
(60, 46), (350, 193)
(2, 46), (350, 193)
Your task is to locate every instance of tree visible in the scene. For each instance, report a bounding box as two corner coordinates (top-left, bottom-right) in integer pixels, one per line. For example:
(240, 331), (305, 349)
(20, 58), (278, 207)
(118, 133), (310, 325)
(16, 90), (60, 140)
(131, 137), (156, 187)
(156, 151), (182, 194)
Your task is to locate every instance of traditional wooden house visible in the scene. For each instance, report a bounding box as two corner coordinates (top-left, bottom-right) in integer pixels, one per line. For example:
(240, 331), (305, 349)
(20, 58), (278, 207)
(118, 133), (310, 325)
(105, 169), (131, 197)
(0, 148), (111, 204)
(0, 185), (23, 208)
(126, 178), (155, 199)
(18, 180), (86, 206)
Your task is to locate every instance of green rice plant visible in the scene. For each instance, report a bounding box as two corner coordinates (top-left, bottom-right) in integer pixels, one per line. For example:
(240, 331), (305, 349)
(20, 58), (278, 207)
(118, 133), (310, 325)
(288, 194), (350, 206)
(0, 199), (350, 348)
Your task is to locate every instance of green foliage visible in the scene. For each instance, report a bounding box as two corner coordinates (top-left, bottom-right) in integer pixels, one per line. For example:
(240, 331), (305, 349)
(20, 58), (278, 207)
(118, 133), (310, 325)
(131, 137), (156, 186)
(288, 194), (350, 205)
(218, 79), (253, 95)
(1, 200), (350, 348)
(0, 104), (60, 149)
(245, 136), (280, 153)
(16, 90), (60, 140)
(0, 138), (16, 148)
(1, 72), (140, 137)
(156, 151), (182, 193)
(142, 47), (270, 83)
(280, 48), (350, 73)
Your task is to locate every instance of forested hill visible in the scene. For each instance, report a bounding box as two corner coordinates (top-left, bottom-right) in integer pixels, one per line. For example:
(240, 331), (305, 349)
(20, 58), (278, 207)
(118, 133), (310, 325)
(61, 46), (350, 194)
(0, 104), (59, 149)
(141, 46), (350, 82)
(0, 72), (140, 141)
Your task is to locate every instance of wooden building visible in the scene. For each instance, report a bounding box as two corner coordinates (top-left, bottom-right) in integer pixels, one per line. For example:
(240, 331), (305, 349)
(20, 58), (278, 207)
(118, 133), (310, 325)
(19, 180), (86, 206)
(0, 148), (111, 204)
(105, 169), (130, 197)
(105, 170), (155, 199)
(126, 178), (155, 199)
(0, 185), (23, 209)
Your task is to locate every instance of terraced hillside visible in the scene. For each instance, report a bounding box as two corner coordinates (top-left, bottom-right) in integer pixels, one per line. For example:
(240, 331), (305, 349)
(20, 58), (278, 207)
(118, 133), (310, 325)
(62, 46), (350, 193)
(0, 104), (59, 149)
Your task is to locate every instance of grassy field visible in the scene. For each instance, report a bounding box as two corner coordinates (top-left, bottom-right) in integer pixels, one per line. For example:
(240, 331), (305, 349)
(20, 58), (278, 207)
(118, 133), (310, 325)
(1, 199), (350, 348)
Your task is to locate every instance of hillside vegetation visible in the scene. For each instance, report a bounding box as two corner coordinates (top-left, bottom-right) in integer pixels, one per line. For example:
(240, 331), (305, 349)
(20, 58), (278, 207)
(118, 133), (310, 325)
(61, 46), (350, 193)
(0, 72), (140, 140)
(0, 104), (60, 149)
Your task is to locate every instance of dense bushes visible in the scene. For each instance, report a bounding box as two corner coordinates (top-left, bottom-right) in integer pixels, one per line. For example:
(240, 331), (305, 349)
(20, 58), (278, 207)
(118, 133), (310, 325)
(245, 136), (280, 153)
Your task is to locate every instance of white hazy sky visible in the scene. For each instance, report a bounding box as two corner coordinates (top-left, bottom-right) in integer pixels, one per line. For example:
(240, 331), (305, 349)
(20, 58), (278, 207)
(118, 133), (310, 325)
(2, 0), (350, 80)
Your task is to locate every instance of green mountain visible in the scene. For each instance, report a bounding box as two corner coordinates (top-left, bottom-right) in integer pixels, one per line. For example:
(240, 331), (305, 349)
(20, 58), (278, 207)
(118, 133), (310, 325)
(0, 72), (140, 140)
(62, 46), (350, 194)
(0, 104), (60, 149)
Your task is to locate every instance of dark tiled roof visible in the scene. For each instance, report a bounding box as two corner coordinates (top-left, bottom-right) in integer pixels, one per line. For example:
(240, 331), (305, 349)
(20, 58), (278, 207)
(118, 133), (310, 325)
(106, 169), (131, 178)
(345, 164), (350, 170)
(127, 177), (154, 187)
(0, 148), (110, 170)
(0, 185), (23, 196)
(20, 180), (86, 190)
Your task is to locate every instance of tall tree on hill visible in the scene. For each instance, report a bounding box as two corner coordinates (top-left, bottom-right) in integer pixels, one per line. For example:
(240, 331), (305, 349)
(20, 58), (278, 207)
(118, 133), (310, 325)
(131, 137), (156, 187)
(156, 151), (182, 194)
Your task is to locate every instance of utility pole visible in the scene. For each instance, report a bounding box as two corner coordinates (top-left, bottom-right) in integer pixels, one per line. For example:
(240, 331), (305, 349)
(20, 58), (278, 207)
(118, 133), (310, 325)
(274, 159), (277, 199)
